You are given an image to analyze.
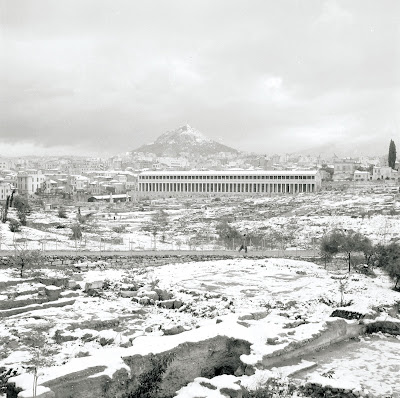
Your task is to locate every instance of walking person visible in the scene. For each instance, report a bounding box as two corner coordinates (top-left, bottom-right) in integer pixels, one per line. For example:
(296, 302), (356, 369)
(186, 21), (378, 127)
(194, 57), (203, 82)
(238, 233), (248, 253)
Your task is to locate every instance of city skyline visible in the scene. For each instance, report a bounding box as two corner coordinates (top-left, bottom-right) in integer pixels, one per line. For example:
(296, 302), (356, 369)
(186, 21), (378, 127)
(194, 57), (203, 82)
(1, 0), (399, 157)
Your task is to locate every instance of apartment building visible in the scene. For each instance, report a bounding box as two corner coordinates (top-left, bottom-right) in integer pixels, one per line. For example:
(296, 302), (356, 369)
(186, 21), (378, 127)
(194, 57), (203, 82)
(0, 181), (13, 201)
(17, 170), (46, 195)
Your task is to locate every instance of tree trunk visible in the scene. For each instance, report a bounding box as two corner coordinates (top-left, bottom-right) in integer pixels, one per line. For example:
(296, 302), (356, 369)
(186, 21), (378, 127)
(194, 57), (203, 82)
(348, 252), (351, 273)
(10, 189), (15, 207)
(2, 196), (9, 223)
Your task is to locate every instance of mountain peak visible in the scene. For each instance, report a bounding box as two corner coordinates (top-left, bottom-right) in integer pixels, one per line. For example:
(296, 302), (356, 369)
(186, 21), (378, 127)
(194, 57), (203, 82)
(159, 124), (211, 145)
(133, 125), (238, 157)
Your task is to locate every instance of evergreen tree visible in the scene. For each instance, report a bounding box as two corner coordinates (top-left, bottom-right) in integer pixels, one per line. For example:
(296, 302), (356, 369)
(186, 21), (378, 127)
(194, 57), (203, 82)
(13, 196), (31, 226)
(320, 229), (369, 272)
(388, 139), (396, 169)
(374, 242), (400, 289)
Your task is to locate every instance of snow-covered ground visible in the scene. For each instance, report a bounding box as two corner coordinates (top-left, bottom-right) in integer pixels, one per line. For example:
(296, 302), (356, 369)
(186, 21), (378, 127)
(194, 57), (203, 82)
(1, 190), (400, 397)
(1, 257), (399, 397)
(293, 332), (400, 397)
(1, 190), (400, 253)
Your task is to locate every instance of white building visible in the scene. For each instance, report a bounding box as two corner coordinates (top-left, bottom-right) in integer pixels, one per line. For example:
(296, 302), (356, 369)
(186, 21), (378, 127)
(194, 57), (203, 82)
(17, 170), (46, 195)
(354, 170), (370, 181)
(138, 170), (321, 195)
(0, 159), (14, 170)
(372, 166), (398, 181)
(67, 175), (89, 193)
(158, 157), (190, 168)
(333, 159), (360, 180)
(0, 181), (14, 201)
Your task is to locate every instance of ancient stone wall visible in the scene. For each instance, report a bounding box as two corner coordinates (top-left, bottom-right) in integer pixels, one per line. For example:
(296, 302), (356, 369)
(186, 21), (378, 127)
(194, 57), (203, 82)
(0, 254), (266, 269)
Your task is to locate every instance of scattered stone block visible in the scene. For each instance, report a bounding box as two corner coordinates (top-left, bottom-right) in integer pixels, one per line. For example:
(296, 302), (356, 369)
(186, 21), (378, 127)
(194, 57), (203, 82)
(138, 297), (150, 305)
(366, 320), (400, 335)
(330, 309), (364, 320)
(173, 300), (183, 309)
(86, 289), (102, 297)
(137, 289), (159, 301)
(60, 291), (80, 299)
(163, 325), (185, 335)
(67, 280), (78, 289)
(220, 387), (242, 398)
(38, 277), (69, 287)
(154, 288), (173, 300)
(266, 337), (279, 345)
(238, 310), (269, 321)
(84, 281), (103, 292)
(121, 291), (137, 298)
(199, 381), (217, 390)
(44, 286), (62, 301)
(158, 299), (175, 309)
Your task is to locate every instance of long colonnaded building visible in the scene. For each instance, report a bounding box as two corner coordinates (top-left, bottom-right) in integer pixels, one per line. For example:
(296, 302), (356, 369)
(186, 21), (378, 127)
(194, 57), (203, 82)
(138, 170), (321, 195)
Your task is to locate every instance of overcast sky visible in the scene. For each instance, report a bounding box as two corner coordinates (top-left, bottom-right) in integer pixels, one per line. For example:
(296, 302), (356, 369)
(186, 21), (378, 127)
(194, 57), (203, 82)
(1, 0), (399, 157)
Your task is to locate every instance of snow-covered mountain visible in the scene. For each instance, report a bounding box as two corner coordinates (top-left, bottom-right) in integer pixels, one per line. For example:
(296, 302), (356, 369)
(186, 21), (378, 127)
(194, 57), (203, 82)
(132, 125), (238, 156)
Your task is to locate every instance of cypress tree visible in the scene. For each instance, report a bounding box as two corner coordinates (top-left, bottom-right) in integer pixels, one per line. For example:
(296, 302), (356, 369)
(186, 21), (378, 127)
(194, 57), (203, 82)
(388, 139), (396, 169)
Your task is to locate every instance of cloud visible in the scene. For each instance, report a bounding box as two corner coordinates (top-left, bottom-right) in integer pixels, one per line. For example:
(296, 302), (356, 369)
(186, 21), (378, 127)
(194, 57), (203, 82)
(315, 1), (353, 26)
(0, 0), (399, 156)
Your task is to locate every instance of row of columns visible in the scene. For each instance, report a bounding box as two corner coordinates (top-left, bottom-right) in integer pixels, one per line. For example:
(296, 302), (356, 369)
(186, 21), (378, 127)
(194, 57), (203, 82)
(139, 182), (315, 194)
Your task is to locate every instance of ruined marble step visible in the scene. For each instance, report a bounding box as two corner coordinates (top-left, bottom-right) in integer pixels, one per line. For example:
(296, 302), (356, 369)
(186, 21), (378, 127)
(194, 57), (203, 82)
(0, 297), (76, 318)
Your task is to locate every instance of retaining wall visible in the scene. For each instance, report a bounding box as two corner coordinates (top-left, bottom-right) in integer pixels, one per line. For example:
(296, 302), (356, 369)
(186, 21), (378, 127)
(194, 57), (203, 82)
(0, 253), (268, 269)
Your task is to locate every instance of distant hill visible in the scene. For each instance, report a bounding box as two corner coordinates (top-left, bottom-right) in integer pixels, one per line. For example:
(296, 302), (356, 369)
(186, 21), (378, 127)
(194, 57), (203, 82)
(132, 124), (239, 157)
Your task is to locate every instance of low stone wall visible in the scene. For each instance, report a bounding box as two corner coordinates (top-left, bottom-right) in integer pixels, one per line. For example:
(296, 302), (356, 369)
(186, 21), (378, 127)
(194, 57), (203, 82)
(0, 279), (37, 290)
(330, 309), (367, 320)
(0, 298), (76, 318)
(0, 296), (48, 311)
(300, 382), (365, 398)
(365, 320), (400, 335)
(0, 254), (267, 269)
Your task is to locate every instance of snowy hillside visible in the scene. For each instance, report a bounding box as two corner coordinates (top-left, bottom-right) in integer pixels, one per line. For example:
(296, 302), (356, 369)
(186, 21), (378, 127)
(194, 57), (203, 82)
(132, 124), (239, 156)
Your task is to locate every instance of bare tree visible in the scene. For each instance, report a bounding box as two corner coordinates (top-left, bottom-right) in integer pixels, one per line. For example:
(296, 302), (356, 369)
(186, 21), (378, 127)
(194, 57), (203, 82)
(9, 246), (42, 278)
(141, 210), (169, 249)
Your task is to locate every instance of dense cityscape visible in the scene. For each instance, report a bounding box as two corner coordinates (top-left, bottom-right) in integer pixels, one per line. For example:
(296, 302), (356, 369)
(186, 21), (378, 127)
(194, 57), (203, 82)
(1, 125), (398, 205)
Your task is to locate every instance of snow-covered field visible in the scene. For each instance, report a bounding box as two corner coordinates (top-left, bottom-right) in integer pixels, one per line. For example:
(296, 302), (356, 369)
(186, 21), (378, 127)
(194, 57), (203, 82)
(1, 190), (400, 253)
(1, 257), (399, 397)
(294, 333), (400, 397)
(1, 190), (400, 397)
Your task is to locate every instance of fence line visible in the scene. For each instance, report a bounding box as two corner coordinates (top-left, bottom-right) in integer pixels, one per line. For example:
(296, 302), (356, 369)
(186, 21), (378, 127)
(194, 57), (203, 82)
(0, 248), (317, 258)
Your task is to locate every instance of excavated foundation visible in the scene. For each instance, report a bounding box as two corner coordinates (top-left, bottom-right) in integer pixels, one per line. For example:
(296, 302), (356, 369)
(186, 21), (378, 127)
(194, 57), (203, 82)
(7, 336), (251, 398)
